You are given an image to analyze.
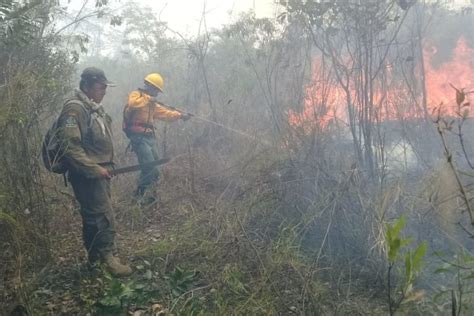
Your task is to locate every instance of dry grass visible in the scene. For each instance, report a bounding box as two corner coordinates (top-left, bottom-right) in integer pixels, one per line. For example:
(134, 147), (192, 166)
(3, 129), (473, 315)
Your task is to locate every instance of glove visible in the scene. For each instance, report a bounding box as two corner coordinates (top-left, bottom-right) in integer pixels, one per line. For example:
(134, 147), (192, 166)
(181, 113), (192, 121)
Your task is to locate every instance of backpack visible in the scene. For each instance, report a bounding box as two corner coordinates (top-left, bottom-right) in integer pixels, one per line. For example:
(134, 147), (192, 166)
(122, 101), (155, 139)
(42, 100), (89, 174)
(122, 104), (134, 138)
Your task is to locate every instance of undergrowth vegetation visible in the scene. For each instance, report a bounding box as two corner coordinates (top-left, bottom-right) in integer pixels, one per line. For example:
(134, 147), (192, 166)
(1, 0), (474, 315)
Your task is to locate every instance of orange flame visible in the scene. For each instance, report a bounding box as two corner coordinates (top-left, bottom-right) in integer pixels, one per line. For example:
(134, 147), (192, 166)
(425, 37), (474, 114)
(289, 37), (474, 131)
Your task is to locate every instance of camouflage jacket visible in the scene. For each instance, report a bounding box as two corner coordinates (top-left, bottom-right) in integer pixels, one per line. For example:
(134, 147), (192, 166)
(58, 89), (114, 178)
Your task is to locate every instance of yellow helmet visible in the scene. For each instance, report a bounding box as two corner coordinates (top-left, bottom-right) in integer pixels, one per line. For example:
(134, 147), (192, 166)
(144, 73), (164, 92)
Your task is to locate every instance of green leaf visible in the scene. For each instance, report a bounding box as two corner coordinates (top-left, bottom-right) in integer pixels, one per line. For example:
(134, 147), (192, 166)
(413, 242), (427, 269)
(182, 271), (197, 282)
(109, 278), (124, 296)
(405, 252), (412, 282)
(392, 216), (406, 237)
(400, 238), (412, 249)
(133, 283), (146, 290)
(99, 295), (121, 307)
(122, 281), (136, 294)
(388, 238), (401, 262)
(434, 267), (451, 274)
(461, 255), (474, 263)
(0, 211), (21, 232)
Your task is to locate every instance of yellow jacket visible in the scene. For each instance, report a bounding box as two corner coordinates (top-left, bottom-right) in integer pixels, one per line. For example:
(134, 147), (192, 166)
(123, 90), (182, 134)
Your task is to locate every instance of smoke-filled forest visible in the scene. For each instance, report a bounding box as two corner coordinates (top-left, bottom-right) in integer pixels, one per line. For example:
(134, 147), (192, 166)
(1, 0), (474, 315)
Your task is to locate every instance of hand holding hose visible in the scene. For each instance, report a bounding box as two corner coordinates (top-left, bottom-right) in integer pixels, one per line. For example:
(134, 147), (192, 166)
(151, 98), (193, 121)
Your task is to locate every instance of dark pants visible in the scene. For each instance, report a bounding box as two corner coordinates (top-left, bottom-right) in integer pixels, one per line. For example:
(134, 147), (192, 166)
(69, 171), (115, 262)
(129, 134), (160, 197)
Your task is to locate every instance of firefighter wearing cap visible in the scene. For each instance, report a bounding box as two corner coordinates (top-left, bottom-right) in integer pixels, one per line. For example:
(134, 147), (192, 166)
(123, 73), (190, 205)
(57, 67), (132, 276)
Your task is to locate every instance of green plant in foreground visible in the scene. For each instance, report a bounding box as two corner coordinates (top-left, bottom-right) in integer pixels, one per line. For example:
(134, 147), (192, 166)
(386, 216), (427, 315)
(97, 270), (160, 314)
(165, 266), (204, 315)
(433, 251), (474, 315)
(165, 266), (198, 297)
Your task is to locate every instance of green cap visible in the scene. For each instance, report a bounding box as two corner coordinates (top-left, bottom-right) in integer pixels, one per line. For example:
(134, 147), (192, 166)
(81, 67), (115, 86)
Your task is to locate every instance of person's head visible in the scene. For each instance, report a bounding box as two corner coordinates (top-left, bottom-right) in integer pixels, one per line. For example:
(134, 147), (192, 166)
(79, 67), (114, 103)
(143, 73), (164, 97)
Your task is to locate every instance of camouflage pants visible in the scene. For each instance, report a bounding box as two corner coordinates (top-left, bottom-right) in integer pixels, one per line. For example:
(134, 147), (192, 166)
(129, 134), (160, 197)
(69, 171), (115, 262)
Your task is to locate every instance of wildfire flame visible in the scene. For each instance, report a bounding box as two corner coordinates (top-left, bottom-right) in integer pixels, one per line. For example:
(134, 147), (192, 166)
(289, 37), (474, 131)
(425, 37), (474, 111)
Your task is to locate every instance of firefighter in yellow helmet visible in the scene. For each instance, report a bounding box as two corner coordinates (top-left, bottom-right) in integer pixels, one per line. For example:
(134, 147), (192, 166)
(123, 73), (191, 205)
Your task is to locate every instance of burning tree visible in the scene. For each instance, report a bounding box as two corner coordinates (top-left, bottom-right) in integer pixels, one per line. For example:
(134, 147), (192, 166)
(281, 0), (414, 176)
(281, 0), (474, 178)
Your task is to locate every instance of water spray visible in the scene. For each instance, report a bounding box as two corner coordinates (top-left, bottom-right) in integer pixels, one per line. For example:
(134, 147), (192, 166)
(160, 103), (273, 146)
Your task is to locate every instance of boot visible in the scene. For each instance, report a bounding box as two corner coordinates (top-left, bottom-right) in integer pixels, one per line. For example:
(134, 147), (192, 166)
(102, 254), (133, 277)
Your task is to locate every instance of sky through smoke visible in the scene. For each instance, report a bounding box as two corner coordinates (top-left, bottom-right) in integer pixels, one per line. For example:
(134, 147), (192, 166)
(145, 0), (276, 34)
(63, 0), (277, 35)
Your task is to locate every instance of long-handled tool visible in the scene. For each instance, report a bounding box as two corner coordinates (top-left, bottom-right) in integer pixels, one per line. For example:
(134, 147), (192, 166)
(110, 158), (170, 176)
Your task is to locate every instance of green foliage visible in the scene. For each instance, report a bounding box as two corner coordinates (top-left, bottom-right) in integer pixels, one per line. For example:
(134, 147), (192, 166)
(0, 0), (59, 45)
(0, 210), (19, 230)
(5, 1), (473, 315)
(97, 270), (161, 314)
(221, 264), (248, 296)
(165, 266), (199, 297)
(405, 241), (428, 287)
(120, 3), (172, 59)
(0, 0), (33, 44)
(433, 252), (474, 314)
(386, 216), (411, 262)
(164, 266), (204, 315)
(272, 222), (303, 266)
(385, 216), (428, 314)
